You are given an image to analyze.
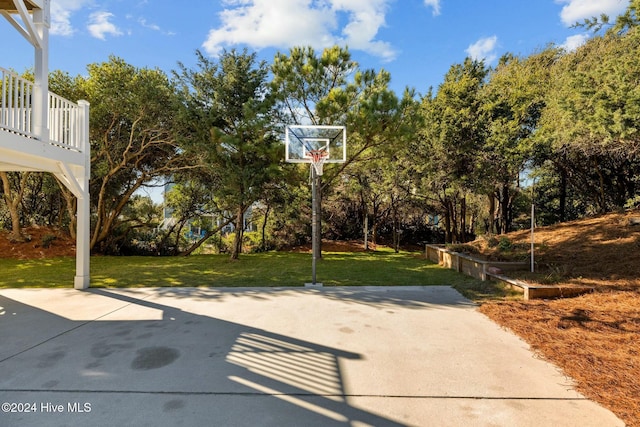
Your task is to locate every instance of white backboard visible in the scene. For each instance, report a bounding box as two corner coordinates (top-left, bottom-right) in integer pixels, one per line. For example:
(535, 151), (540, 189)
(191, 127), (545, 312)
(285, 125), (346, 163)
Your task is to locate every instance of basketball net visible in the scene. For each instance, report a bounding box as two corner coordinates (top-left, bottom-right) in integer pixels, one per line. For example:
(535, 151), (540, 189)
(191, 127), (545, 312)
(307, 149), (329, 176)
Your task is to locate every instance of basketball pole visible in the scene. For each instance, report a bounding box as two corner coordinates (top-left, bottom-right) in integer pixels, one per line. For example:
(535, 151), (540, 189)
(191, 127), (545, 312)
(311, 163), (318, 285)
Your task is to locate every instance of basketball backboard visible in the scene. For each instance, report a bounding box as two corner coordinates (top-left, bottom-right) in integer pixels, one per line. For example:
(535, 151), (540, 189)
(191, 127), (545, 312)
(285, 125), (346, 163)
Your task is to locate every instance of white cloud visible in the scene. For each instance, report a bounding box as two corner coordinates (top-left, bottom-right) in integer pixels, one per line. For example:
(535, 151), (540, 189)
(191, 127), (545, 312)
(424, 0), (441, 16)
(465, 35), (498, 63)
(556, 0), (630, 26)
(87, 11), (123, 40)
(49, 0), (91, 36)
(561, 33), (590, 51)
(138, 18), (161, 32)
(202, 0), (397, 61)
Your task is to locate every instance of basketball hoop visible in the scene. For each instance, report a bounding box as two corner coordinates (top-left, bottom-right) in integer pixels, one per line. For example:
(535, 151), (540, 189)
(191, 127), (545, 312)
(307, 149), (329, 176)
(284, 125), (346, 286)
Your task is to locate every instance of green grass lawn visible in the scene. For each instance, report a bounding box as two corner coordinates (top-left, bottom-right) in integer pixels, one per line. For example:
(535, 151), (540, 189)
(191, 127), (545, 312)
(0, 249), (492, 292)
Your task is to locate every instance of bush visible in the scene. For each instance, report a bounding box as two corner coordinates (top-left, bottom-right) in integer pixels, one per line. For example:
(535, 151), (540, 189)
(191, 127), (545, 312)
(486, 235), (500, 248)
(497, 237), (513, 251)
(446, 243), (479, 254)
(41, 234), (57, 248)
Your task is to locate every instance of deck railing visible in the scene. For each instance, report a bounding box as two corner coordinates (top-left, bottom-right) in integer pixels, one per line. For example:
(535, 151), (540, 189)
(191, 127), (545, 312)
(1, 67), (84, 152)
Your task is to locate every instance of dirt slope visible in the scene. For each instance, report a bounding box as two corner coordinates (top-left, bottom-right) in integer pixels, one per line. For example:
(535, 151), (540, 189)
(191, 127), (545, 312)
(0, 226), (76, 259)
(478, 209), (640, 426)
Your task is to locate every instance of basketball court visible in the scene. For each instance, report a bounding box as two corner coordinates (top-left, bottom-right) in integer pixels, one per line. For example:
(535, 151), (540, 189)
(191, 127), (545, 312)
(0, 286), (623, 426)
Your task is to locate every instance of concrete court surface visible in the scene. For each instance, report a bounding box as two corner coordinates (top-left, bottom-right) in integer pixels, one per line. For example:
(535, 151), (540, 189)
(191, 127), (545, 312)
(0, 286), (624, 427)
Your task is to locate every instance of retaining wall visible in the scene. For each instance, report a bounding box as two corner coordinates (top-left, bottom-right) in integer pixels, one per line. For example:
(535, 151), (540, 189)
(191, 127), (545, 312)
(425, 244), (593, 300)
(425, 245), (527, 281)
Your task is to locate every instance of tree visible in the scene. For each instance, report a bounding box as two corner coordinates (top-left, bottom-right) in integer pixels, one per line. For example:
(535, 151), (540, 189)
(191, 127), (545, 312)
(271, 45), (357, 258)
(326, 70), (419, 249)
(81, 56), (188, 252)
(0, 172), (30, 241)
(481, 49), (558, 233)
(174, 49), (280, 260)
(416, 58), (488, 242)
(536, 23), (640, 214)
(271, 45), (356, 126)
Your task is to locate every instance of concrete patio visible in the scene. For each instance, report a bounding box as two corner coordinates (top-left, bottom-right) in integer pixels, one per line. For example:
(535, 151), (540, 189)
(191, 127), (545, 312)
(0, 286), (624, 426)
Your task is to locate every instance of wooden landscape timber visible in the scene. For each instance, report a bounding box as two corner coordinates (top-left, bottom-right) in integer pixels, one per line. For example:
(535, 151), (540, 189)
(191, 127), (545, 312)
(425, 244), (594, 300)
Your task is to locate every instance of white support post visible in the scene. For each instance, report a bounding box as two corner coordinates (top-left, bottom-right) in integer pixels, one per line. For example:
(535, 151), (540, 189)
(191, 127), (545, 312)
(74, 188), (90, 289)
(74, 100), (90, 289)
(32, 3), (49, 142)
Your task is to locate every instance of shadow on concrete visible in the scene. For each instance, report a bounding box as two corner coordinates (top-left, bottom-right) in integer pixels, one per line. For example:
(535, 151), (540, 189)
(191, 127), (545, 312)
(134, 285), (476, 310)
(0, 288), (409, 426)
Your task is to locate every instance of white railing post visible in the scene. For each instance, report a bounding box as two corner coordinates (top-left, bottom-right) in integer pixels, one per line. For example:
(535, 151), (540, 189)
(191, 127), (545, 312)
(2, 67), (84, 149)
(49, 92), (78, 149)
(78, 100), (90, 168)
(0, 68), (35, 137)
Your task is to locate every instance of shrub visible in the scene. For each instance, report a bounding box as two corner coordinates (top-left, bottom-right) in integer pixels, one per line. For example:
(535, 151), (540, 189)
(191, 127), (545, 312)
(486, 235), (500, 248)
(497, 237), (513, 251)
(446, 243), (479, 254)
(41, 234), (57, 248)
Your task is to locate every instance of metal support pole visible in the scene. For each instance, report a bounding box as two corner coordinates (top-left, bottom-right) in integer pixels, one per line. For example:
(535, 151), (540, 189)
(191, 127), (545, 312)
(311, 164), (318, 285)
(531, 200), (535, 273)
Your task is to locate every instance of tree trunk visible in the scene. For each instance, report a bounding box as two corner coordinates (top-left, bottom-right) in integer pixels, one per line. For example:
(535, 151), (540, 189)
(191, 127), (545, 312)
(449, 198), (459, 243)
(363, 212), (369, 250)
(56, 178), (77, 239)
(469, 209), (477, 237)
(500, 183), (510, 234)
(460, 196), (467, 243)
(487, 193), (496, 234)
(558, 151), (567, 223)
(230, 206), (245, 260)
(260, 204), (270, 251)
(392, 205), (400, 253)
(0, 171), (30, 241)
(180, 217), (234, 256)
(443, 197), (452, 244)
(372, 221), (378, 248)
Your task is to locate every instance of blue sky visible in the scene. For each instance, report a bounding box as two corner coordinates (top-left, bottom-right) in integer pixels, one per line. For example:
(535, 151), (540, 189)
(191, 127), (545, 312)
(1, 0), (631, 97)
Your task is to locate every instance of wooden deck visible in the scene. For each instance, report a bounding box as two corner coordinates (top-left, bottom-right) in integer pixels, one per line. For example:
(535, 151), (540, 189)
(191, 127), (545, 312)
(0, 0), (41, 12)
(0, 67), (88, 172)
(0, 68), (91, 289)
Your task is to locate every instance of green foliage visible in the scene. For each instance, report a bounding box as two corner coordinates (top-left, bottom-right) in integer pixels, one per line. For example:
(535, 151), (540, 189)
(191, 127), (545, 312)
(41, 234), (57, 248)
(485, 235), (500, 248)
(535, 24), (640, 214)
(77, 56), (187, 252)
(271, 45), (356, 125)
(414, 58), (489, 242)
(446, 243), (479, 254)
(173, 49), (281, 259)
(5, 2), (640, 251)
(497, 237), (513, 252)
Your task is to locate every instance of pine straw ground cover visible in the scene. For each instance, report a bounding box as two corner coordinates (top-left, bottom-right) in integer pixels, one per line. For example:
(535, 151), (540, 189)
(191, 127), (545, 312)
(474, 209), (640, 426)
